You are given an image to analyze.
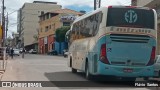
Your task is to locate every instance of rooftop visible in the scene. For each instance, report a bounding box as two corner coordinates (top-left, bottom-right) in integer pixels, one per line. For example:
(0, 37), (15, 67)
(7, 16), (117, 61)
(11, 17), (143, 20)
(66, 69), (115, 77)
(33, 1), (57, 4)
(39, 9), (83, 17)
(50, 8), (83, 15)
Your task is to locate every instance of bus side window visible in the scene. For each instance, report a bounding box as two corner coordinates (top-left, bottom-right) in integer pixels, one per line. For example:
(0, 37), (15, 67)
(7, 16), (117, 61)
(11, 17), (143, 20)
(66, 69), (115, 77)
(79, 20), (83, 39)
(93, 12), (103, 36)
(75, 23), (78, 39)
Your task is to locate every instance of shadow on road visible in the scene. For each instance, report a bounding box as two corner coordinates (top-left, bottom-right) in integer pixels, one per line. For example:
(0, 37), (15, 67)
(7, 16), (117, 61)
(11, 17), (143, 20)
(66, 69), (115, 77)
(44, 71), (158, 90)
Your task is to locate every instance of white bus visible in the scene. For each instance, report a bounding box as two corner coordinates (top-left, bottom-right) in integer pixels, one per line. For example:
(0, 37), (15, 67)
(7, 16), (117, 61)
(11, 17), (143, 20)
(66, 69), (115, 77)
(67, 6), (157, 81)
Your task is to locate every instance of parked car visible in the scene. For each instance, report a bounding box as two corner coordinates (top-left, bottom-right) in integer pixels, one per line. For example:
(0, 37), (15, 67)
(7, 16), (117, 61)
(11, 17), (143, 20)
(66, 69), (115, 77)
(63, 49), (68, 58)
(64, 51), (69, 58)
(19, 48), (23, 53)
(13, 49), (20, 56)
(48, 50), (58, 55)
(154, 55), (160, 77)
(32, 49), (37, 54)
(29, 49), (33, 54)
(29, 49), (37, 54)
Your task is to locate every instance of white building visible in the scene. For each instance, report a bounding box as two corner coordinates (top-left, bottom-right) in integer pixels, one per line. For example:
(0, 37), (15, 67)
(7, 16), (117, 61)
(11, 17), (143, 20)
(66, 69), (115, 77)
(17, 1), (61, 50)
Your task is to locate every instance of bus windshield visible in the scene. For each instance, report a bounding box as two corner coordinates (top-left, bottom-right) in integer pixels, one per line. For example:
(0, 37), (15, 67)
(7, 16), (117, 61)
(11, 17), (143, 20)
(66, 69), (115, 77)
(106, 8), (155, 29)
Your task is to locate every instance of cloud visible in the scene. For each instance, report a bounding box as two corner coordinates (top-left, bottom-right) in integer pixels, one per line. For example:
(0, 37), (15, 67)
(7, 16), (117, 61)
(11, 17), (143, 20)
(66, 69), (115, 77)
(65, 5), (93, 12)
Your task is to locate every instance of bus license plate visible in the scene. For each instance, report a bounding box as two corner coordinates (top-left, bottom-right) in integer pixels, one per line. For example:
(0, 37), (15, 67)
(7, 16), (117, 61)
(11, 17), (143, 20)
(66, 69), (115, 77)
(123, 68), (133, 73)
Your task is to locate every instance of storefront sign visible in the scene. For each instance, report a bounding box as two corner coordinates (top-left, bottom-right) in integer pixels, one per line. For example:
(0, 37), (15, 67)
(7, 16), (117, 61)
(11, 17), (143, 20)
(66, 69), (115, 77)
(60, 14), (77, 22)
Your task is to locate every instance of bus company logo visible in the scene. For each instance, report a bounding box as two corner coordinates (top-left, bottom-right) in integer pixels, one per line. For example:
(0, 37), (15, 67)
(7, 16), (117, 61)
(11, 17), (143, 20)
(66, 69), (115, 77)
(125, 10), (138, 23)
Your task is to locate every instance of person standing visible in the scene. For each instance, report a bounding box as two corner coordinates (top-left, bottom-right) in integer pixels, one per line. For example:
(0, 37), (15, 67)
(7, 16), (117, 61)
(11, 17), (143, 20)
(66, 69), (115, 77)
(22, 48), (25, 58)
(10, 48), (14, 59)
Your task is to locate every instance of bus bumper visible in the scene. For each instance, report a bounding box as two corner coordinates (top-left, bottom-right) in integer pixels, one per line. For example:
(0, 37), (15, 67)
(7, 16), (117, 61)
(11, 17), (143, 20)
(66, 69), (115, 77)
(96, 61), (154, 77)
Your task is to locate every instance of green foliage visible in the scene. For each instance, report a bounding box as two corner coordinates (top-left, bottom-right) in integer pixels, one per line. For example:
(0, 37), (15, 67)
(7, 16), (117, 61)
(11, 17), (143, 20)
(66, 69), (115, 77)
(33, 34), (38, 41)
(55, 26), (70, 42)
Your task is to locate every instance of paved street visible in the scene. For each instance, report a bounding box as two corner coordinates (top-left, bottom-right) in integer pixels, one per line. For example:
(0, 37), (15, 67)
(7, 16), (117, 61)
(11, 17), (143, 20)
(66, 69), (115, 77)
(0, 54), (159, 90)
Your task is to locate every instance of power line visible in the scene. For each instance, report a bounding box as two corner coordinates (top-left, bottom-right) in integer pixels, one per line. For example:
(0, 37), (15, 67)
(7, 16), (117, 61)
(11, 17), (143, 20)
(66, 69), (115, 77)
(8, 18), (17, 21)
(8, 23), (18, 26)
(8, 10), (18, 15)
(7, 7), (18, 11)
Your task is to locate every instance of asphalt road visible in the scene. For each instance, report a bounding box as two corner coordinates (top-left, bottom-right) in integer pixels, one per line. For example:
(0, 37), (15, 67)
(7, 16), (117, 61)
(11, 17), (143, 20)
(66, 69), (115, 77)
(0, 54), (159, 90)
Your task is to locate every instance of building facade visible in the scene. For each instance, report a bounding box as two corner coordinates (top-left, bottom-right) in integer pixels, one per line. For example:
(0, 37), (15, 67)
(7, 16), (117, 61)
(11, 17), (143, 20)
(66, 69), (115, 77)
(132, 0), (160, 54)
(17, 1), (62, 51)
(131, 0), (153, 6)
(38, 9), (83, 54)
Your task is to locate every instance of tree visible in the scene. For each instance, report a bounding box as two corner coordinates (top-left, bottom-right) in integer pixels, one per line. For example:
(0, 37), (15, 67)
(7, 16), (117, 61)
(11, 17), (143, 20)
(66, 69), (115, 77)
(55, 26), (70, 42)
(33, 34), (38, 42)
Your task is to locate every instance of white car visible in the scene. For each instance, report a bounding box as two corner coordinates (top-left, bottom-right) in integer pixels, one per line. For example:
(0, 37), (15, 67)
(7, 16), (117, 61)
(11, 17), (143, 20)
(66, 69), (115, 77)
(64, 51), (69, 58)
(154, 55), (160, 77)
(13, 49), (20, 56)
(28, 49), (33, 54)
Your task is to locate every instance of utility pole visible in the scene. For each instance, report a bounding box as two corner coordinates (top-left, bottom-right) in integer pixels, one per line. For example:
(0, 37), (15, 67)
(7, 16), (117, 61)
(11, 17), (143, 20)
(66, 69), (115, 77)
(94, 0), (101, 10)
(5, 13), (8, 46)
(2, 0), (5, 47)
(99, 0), (101, 8)
(19, 8), (22, 49)
(94, 0), (96, 10)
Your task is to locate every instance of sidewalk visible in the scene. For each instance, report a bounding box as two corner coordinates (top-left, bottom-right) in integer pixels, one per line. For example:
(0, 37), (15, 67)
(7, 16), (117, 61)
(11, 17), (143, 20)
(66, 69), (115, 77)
(0, 56), (27, 81)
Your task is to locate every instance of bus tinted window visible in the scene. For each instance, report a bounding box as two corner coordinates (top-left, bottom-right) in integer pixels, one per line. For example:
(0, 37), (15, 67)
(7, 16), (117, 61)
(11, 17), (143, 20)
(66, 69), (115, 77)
(70, 11), (103, 42)
(107, 8), (155, 29)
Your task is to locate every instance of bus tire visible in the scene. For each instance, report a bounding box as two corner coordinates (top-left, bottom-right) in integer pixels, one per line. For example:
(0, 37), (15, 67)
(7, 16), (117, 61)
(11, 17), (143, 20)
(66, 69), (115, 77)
(85, 61), (92, 80)
(121, 77), (136, 81)
(72, 68), (77, 73)
(70, 58), (77, 73)
(143, 77), (149, 81)
(69, 57), (72, 67)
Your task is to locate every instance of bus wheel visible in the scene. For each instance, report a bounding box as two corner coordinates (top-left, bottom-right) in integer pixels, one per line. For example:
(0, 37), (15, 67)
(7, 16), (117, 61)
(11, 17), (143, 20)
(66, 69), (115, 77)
(70, 59), (77, 73)
(72, 68), (77, 73)
(143, 77), (149, 81)
(85, 62), (92, 80)
(121, 77), (136, 82)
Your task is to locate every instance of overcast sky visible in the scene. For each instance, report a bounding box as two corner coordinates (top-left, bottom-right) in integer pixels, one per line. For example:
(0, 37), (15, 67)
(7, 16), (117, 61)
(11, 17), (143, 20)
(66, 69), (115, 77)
(2, 0), (131, 37)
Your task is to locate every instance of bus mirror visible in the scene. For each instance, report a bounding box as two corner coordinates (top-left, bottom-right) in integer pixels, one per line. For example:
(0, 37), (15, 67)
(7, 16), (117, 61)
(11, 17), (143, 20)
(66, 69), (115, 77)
(65, 30), (71, 42)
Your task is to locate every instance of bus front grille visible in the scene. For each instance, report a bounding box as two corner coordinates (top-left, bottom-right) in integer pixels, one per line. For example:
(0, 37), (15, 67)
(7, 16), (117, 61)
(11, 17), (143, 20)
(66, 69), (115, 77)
(110, 34), (150, 43)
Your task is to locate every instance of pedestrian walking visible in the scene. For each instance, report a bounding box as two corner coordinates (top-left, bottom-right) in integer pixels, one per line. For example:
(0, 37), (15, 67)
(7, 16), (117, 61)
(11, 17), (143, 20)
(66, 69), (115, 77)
(22, 48), (25, 58)
(10, 48), (14, 59)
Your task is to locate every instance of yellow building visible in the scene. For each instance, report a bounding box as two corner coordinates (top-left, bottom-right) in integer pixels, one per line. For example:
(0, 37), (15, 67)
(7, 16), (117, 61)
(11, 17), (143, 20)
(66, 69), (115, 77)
(38, 9), (83, 54)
